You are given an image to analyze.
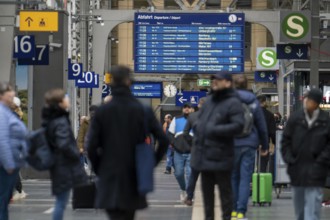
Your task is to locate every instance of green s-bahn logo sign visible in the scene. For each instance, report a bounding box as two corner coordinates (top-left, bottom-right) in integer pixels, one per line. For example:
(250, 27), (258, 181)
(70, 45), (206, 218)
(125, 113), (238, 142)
(280, 11), (311, 42)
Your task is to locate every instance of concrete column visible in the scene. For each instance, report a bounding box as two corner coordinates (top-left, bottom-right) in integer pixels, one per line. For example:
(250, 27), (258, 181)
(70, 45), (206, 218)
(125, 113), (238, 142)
(251, 0), (267, 67)
(0, 2), (16, 83)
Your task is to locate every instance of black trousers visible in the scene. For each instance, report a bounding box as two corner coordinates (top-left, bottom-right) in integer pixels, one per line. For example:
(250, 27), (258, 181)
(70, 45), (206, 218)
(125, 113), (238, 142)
(201, 171), (233, 220)
(106, 210), (135, 220)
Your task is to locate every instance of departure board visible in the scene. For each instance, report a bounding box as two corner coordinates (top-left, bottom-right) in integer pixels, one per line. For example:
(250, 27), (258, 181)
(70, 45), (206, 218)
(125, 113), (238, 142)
(134, 13), (245, 74)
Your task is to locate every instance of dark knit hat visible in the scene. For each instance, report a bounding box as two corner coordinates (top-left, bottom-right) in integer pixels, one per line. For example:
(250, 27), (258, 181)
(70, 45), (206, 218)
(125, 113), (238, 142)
(211, 72), (232, 81)
(306, 89), (323, 104)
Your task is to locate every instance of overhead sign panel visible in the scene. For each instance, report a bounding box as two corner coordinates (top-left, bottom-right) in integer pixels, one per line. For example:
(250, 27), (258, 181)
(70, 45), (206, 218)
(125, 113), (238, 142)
(176, 91), (207, 107)
(254, 71), (277, 83)
(134, 13), (245, 74)
(256, 47), (279, 70)
(131, 82), (162, 98)
(19, 11), (58, 32)
(276, 44), (308, 60)
(280, 11), (311, 43)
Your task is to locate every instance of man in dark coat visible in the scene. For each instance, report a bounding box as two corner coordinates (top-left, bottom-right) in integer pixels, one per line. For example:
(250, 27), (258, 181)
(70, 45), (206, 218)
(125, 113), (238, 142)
(87, 66), (168, 220)
(257, 95), (276, 174)
(191, 72), (244, 220)
(281, 89), (330, 220)
(232, 75), (269, 220)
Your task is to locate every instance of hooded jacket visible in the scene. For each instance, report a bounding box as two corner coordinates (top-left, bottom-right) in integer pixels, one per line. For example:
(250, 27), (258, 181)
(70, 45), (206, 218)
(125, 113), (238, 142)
(234, 90), (269, 151)
(42, 106), (87, 195)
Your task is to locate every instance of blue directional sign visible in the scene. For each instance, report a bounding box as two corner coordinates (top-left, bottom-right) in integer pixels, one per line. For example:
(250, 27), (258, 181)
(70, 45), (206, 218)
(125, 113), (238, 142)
(276, 44), (308, 60)
(254, 71), (277, 83)
(176, 91), (207, 107)
(134, 13), (245, 74)
(131, 82), (162, 98)
(17, 45), (49, 65)
(75, 72), (99, 88)
(13, 35), (36, 59)
(68, 59), (83, 80)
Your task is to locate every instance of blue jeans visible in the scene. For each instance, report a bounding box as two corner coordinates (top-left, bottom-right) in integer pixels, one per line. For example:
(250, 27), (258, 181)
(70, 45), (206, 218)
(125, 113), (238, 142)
(293, 187), (323, 220)
(0, 167), (19, 220)
(53, 190), (71, 220)
(165, 147), (173, 171)
(232, 146), (256, 214)
(173, 151), (191, 191)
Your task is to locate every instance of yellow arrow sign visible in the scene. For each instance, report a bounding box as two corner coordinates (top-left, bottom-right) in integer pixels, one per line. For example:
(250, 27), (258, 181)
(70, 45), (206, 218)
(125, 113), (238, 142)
(20, 11), (58, 32)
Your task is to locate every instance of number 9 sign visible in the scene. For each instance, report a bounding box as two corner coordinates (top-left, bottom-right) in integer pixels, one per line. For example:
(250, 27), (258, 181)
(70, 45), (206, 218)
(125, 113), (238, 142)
(68, 59), (83, 80)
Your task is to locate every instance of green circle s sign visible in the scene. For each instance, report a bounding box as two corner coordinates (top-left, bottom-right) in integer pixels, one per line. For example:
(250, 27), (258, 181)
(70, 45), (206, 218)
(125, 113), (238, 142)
(282, 13), (309, 40)
(258, 49), (277, 68)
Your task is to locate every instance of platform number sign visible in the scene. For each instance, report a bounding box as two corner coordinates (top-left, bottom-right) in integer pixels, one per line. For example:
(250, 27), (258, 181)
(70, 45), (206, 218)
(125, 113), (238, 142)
(68, 59), (83, 80)
(13, 35), (36, 58)
(76, 72), (99, 88)
(102, 84), (111, 98)
(280, 11), (311, 42)
(17, 45), (49, 65)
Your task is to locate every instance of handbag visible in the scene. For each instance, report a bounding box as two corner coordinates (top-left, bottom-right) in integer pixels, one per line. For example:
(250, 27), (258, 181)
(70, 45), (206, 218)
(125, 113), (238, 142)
(135, 109), (156, 196)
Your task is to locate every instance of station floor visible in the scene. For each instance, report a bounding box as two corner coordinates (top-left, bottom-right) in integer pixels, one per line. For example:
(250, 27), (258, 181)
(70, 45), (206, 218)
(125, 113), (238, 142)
(9, 163), (330, 220)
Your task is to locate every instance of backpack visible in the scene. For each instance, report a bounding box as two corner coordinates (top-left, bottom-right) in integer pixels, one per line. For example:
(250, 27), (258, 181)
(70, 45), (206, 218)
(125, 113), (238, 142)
(236, 103), (254, 138)
(26, 128), (55, 171)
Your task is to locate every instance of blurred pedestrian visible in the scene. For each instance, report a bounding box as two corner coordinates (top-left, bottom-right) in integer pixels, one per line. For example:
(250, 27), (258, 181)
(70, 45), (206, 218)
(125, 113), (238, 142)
(87, 66), (168, 220)
(10, 96), (27, 201)
(42, 89), (87, 220)
(0, 82), (28, 220)
(281, 89), (330, 220)
(163, 114), (173, 174)
(77, 105), (98, 163)
(191, 72), (244, 220)
(168, 103), (193, 202)
(231, 75), (269, 220)
(183, 97), (206, 206)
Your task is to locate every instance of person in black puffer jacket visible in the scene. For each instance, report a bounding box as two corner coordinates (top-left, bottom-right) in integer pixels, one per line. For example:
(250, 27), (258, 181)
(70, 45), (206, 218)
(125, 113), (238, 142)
(42, 89), (87, 220)
(191, 72), (244, 220)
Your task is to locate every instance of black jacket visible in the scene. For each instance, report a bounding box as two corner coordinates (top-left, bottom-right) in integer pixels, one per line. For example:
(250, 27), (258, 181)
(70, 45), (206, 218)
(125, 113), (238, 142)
(87, 86), (168, 211)
(281, 109), (330, 187)
(42, 106), (87, 195)
(261, 107), (276, 144)
(191, 89), (244, 171)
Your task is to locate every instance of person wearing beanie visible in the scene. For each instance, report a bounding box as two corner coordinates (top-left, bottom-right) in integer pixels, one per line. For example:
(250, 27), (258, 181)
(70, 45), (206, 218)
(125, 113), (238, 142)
(281, 89), (330, 220)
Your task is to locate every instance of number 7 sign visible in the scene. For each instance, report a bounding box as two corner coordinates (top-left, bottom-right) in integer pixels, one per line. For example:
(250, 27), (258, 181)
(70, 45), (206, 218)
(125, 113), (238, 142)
(17, 45), (49, 65)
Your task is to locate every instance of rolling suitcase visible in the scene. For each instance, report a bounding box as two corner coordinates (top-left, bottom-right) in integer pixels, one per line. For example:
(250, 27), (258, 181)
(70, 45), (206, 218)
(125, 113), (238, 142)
(252, 151), (272, 206)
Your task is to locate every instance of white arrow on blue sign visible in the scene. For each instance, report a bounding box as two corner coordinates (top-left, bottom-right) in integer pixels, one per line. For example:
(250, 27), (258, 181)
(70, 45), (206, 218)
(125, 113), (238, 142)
(254, 71), (277, 83)
(176, 91), (207, 107)
(276, 44), (308, 60)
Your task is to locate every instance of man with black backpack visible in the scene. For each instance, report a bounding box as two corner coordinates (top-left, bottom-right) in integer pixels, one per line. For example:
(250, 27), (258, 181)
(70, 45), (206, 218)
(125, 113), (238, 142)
(231, 75), (269, 220)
